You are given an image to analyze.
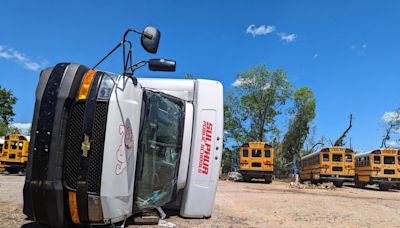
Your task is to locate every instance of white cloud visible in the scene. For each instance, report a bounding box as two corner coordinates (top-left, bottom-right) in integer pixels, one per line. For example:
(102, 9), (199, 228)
(279, 33), (297, 43)
(11, 123), (31, 135)
(313, 53), (319, 59)
(232, 78), (250, 87)
(350, 44), (367, 51)
(382, 111), (400, 123)
(233, 78), (270, 90)
(246, 24), (276, 37)
(0, 45), (45, 71)
(386, 140), (399, 147)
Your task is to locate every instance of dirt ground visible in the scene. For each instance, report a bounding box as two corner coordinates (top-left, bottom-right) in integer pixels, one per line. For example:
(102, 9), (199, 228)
(1, 175), (400, 228)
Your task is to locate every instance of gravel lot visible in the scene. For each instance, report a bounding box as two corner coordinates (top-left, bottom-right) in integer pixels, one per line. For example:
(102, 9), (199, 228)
(1, 175), (400, 227)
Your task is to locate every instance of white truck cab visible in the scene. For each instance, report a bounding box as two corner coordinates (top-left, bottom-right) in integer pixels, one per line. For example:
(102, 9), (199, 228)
(23, 66), (223, 227)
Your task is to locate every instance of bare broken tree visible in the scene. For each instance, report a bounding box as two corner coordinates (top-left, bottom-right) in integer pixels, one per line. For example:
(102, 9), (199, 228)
(334, 114), (353, 147)
(381, 123), (394, 148)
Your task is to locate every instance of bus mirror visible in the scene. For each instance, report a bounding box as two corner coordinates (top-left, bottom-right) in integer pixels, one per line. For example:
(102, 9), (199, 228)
(141, 26), (160, 54)
(148, 59), (176, 72)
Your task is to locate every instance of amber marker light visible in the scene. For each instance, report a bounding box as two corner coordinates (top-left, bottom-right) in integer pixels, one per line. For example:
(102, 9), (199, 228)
(78, 70), (96, 100)
(68, 191), (81, 224)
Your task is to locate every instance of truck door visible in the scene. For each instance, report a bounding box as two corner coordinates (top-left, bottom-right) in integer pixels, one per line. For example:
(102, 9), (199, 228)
(134, 90), (185, 211)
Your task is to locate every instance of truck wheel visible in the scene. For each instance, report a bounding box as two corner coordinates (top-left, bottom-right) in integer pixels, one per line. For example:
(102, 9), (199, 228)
(379, 184), (390, 191)
(333, 181), (343, 188)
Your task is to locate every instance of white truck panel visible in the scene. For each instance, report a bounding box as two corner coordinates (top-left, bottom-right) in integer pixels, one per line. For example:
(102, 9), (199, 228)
(180, 79), (223, 218)
(138, 78), (195, 101)
(177, 102), (194, 190)
(100, 76), (143, 223)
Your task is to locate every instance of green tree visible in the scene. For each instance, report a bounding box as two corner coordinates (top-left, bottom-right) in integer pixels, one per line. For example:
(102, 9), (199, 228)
(230, 65), (292, 142)
(0, 120), (8, 136)
(224, 92), (246, 146)
(8, 125), (21, 135)
(223, 92), (246, 172)
(0, 85), (17, 124)
(280, 87), (316, 174)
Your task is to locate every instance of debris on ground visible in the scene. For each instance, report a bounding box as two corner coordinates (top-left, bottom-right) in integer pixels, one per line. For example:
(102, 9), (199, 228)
(227, 172), (242, 181)
(158, 220), (176, 228)
(289, 182), (336, 190)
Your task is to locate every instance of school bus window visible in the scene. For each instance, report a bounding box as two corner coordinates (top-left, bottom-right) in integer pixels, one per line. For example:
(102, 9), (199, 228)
(18, 142), (23, 150)
(265, 150), (271, 158)
(374, 156), (380, 164)
(242, 149), (248, 157)
(4, 142), (8, 149)
(345, 155), (352, 162)
(333, 154), (342, 162)
(384, 156), (395, 165)
(252, 149), (262, 157)
(323, 154), (329, 162)
(11, 141), (17, 150)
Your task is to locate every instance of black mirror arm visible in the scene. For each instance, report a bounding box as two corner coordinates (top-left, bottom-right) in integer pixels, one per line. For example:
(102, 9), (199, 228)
(92, 41), (122, 70)
(128, 60), (148, 73)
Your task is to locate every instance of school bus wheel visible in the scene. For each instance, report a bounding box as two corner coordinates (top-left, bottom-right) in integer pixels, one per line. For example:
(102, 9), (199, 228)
(354, 176), (366, 188)
(242, 175), (251, 182)
(333, 181), (343, 188)
(355, 181), (366, 189)
(378, 184), (390, 191)
(5, 167), (19, 174)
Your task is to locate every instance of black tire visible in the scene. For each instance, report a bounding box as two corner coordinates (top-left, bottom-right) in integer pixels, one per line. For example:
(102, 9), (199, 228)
(354, 176), (366, 188)
(395, 184), (400, 190)
(5, 167), (18, 174)
(242, 175), (251, 182)
(379, 184), (390, 191)
(333, 181), (343, 188)
(355, 181), (366, 189)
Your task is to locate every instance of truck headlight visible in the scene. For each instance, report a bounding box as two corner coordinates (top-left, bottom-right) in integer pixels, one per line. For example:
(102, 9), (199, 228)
(97, 73), (116, 100)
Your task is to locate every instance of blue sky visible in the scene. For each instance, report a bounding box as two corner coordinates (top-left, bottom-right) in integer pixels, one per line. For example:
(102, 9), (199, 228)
(0, 0), (399, 151)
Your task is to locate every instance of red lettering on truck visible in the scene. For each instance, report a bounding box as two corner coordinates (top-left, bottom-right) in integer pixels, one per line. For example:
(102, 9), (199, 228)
(198, 121), (213, 174)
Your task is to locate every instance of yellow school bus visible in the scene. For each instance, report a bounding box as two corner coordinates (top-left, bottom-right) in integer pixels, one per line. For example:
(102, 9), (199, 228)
(239, 142), (274, 183)
(355, 148), (400, 191)
(0, 134), (30, 174)
(0, 138), (3, 171)
(300, 147), (355, 187)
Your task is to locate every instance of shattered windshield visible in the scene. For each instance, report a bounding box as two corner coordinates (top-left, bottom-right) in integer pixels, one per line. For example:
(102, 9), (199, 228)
(134, 90), (185, 210)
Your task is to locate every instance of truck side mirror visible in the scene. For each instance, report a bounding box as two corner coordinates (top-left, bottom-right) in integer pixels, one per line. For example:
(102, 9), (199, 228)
(148, 59), (176, 72)
(141, 26), (161, 54)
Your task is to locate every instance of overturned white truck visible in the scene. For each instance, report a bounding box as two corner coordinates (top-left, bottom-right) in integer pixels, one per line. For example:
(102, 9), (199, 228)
(23, 27), (223, 227)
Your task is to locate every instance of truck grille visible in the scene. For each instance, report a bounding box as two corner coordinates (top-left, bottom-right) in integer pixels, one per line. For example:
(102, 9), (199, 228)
(63, 101), (108, 194)
(64, 103), (85, 190)
(87, 102), (108, 193)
